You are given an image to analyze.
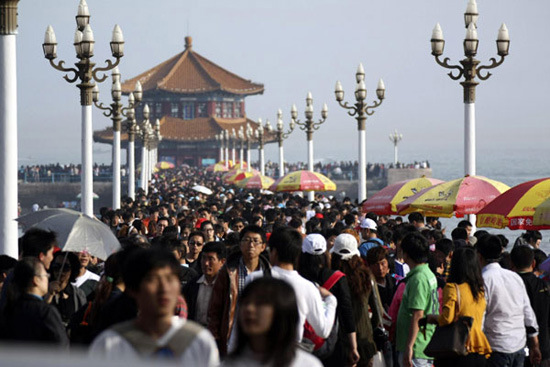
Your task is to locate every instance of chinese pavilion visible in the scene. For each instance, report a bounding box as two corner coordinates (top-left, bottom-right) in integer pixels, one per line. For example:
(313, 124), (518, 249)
(94, 36), (273, 166)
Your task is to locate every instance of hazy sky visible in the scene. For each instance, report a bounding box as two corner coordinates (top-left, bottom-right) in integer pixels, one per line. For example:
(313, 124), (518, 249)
(14, 0), (550, 176)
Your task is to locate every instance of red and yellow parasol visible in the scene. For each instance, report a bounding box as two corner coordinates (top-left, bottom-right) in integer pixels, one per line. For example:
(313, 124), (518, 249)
(477, 178), (550, 230)
(269, 170), (336, 192)
(397, 175), (509, 218)
(362, 176), (444, 215)
(236, 175), (275, 189)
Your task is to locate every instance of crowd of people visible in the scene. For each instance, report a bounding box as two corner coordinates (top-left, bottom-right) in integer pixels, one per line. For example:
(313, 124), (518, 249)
(0, 165), (547, 367)
(19, 159), (431, 184)
(19, 164), (113, 183)
(265, 160), (430, 180)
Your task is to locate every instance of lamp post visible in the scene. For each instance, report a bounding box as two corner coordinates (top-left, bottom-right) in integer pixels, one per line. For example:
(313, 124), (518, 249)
(238, 127), (245, 170)
(224, 130), (230, 168)
(291, 92), (328, 201)
(389, 130), (403, 165)
(42, 0), (124, 216)
(138, 104), (151, 194)
(255, 119), (272, 176)
(217, 132), (224, 162)
(231, 129), (237, 165)
(0, 0), (20, 257)
(124, 90), (143, 201)
(275, 109), (295, 178)
(214, 134), (223, 162)
(335, 64), (385, 202)
(246, 123), (253, 172)
(151, 119), (161, 176)
(92, 69), (141, 209)
(431, 0), (509, 226)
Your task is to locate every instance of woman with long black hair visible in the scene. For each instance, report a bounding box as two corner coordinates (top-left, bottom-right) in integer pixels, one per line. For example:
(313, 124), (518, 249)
(330, 233), (382, 367)
(223, 277), (322, 367)
(424, 246), (492, 367)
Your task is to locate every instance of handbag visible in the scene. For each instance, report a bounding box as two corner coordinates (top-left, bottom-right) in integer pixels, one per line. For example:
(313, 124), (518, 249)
(424, 283), (474, 358)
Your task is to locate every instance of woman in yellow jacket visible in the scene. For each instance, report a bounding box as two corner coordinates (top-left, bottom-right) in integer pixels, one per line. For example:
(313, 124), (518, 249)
(425, 246), (492, 367)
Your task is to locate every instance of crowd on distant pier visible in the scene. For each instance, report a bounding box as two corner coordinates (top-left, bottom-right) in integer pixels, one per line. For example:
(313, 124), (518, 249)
(19, 160), (430, 183)
(2, 163), (544, 367)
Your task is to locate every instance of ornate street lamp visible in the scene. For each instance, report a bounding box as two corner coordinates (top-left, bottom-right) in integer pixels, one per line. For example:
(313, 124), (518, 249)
(231, 128), (237, 164)
(335, 63), (385, 202)
(42, 0), (124, 216)
(255, 119), (272, 176)
(389, 130), (403, 165)
(238, 127), (245, 170)
(137, 104), (151, 193)
(275, 109), (295, 178)
(291, 92), (328, 201)
(431, 0), (509, 226)
(215, 134), (222, 162)
(92, 69), (141, 209)
(246, 123), (253, 172)
(124, 86), (143, 201)
(0, 0), (20, 257)
(224, 130), (230, 169)
(148, 119), (161, 178)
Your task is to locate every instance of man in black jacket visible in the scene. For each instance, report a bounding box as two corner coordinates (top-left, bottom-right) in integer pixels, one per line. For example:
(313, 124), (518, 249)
(184, 242), (226, 326)
(511, 245), (550, 367)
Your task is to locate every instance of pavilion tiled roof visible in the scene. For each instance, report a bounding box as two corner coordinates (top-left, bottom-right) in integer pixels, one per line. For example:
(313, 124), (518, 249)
(121, 36), (264, 96)
(93, 117), (276, 144)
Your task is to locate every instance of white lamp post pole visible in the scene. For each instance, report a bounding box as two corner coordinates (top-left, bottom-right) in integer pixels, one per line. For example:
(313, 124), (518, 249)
(291, 93), (328, 202)
(276, 109), (295, 178)
(216, 134), (222, 162)
(154, 118), (161, 171)
(246, 123), (252, 173)
(93, 72), (141, 209)
(0, 0), (19, 257)
(231, 129), (236, 164)
(127, 127), (135, 200)
(224, 130), (230, 168)
(389, 130), (403, 165)
(256, 119), (266, 176)
(42, 0), (124, 216)
(335, 64), (385, 203)
(238, 127), (244, 170)
(431, 0), (510, 227)
(139, 105), (150, 193)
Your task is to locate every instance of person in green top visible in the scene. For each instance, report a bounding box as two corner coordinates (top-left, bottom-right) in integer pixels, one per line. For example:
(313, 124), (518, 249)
(396, 232), (439, 367)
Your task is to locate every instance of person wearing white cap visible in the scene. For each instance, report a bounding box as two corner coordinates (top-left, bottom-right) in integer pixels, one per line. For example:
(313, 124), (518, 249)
(298, 234), (360, 365)
(358, 218), (384, 258)
(330, 233), (383, 367)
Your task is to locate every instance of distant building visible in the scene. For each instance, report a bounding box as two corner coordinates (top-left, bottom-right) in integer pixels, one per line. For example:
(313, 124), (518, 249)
(94, 36), (273, 166)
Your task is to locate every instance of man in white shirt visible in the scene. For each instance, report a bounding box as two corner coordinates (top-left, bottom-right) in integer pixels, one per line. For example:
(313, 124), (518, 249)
(90, 248), (219, 367)
(246, 226), (337, 343)
(477, 234), (541, 367)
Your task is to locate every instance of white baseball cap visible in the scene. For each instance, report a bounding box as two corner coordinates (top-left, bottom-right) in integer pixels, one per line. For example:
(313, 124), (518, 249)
(330, 233), (360, 260)
(360, 218), (377, 230)
(302, 233), (327, 255)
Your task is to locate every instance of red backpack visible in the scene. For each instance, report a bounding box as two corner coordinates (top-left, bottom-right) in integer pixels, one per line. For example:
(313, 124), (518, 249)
(302, 271), (345, 355)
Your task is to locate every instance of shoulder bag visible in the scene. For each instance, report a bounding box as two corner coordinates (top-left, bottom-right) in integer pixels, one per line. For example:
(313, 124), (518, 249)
(424, 283), (473, 358)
